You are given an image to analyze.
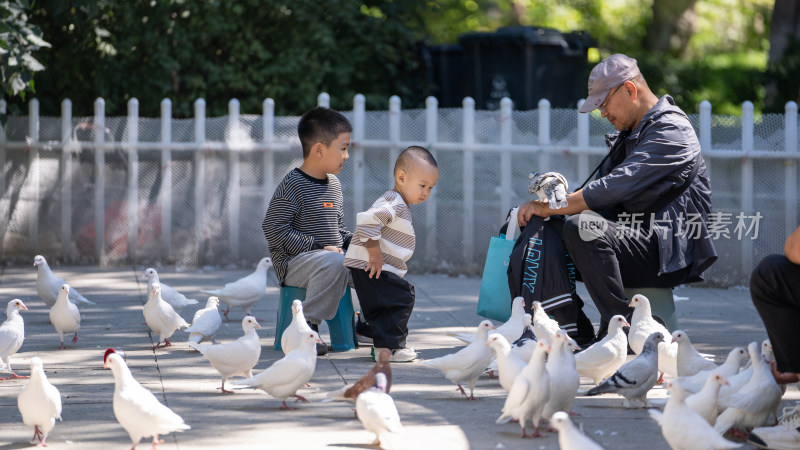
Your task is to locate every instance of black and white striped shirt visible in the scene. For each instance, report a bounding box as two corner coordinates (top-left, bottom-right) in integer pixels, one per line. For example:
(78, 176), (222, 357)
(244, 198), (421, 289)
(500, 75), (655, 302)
(263, 168), (352, 283)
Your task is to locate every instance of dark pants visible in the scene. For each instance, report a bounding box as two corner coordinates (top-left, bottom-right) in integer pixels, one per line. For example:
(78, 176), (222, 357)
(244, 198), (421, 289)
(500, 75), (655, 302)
(561, 214), (689, 335)
(350, 268), (415, 349)
(750, 254), (800, 373)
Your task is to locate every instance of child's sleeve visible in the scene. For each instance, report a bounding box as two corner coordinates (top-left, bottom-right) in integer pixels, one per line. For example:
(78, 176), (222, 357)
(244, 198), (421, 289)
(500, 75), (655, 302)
(353, 201), (395, 242)
(262, 195), (317, 256)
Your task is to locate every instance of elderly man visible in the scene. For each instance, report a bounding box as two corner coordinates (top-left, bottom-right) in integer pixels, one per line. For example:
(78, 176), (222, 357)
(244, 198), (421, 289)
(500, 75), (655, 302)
(518, 54), (717, 341)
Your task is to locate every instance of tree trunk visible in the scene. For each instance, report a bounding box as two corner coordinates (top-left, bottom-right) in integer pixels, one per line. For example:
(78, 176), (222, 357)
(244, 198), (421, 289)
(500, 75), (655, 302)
(644, 0), (698, 57)
(764, 0), (800, 110)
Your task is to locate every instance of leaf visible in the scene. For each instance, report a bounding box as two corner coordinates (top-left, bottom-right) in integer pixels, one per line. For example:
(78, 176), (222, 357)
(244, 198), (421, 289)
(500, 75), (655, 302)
(24, 32), (51, 48)
(21, 53), (43, 71)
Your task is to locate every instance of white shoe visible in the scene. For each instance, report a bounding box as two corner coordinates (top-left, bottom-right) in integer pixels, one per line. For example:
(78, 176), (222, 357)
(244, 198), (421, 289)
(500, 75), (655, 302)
(748, 425), (800, 449)
(372, 347), (418, 362)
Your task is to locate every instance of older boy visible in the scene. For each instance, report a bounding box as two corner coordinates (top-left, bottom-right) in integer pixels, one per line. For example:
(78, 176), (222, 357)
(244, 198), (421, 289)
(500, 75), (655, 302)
(262, 107), (353, 356)
(344, 146), (439, 362)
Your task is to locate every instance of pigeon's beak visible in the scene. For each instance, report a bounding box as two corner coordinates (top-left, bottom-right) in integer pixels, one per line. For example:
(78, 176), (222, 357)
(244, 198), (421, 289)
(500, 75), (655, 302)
(573, 344), (582, 351)
(254, 322), (262, 329)
(33, 262), (37, 267)
(623, 320), (630, 327)
(103, 360), (109, 369)
(670, 337), (677, 343)
(315, 337), (323, 344)
(20, 304), (28, 311)
(628, 303), (634, 308)
(491, 326), (497, 330)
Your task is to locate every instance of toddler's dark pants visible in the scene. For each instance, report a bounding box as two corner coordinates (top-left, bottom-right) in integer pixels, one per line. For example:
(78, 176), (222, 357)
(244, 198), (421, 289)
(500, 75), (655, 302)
(350, 268), (415, 350)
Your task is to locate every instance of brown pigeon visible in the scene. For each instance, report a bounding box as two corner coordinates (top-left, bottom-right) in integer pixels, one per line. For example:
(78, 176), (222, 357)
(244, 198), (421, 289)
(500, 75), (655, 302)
(324, 349), (392, 403)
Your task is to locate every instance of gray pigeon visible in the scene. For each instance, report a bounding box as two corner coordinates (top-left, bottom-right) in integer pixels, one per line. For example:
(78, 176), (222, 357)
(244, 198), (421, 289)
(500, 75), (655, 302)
(586, 331), (662, 408)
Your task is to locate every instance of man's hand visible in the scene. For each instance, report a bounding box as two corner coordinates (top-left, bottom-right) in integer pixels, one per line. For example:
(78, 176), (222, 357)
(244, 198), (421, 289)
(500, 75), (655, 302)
(517, 200), (550, 227)
(323, 245), (344, 254)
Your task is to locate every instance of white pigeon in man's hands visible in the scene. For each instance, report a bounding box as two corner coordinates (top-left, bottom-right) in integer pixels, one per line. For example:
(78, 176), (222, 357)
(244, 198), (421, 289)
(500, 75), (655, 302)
(423, 320), (496, 400)
(143, 268), (199, 313)
(550, 411), (605, 450)
(104, 349), (190, 448)
(34, 255), (94, 307)
(143, 283), (189, 349)
(356, 372), (402, 449)
(575, 315), (629, 386)
(529, 171), (569, 210)
(18, 357), (62, 447)
(587, 331), (662, 408)
(189, 316), (262, 393)
(200, 257), (272, 320)
(0, 299), (28, 379)
(49, 284), (81, 349)
(185, 296), (222, 345)
(281, 299), (313, 354)
(232, 331), (320, 409)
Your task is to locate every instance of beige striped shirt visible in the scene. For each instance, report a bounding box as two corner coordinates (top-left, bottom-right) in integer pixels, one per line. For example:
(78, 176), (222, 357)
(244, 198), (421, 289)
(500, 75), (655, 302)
(343, 190), (415, 277)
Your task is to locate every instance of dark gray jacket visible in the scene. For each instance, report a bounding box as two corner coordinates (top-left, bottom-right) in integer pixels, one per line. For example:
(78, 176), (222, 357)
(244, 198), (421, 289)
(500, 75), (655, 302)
(582, 95), (717, 281)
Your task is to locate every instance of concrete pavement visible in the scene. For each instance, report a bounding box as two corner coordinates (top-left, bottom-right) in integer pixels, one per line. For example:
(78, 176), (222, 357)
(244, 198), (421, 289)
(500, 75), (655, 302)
(0, 264), (797, 449)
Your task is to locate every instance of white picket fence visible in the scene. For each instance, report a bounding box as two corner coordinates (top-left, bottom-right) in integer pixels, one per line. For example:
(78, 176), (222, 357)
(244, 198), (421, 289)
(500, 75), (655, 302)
(0, 94), (797, 286)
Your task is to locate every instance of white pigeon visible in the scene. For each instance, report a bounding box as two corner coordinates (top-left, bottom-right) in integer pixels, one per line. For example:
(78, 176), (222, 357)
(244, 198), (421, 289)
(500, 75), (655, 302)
(496, 340), (551, 438)
(672, 330), (717, 377)
(0, 299), (28, 379)
(17, 357), (62, 447)
(200, 257), (272, 320)
(423, 320), (495, 400)
(532, 301), (561, 346)
(185, 296), (222, 344)
(528, 171), (569, 210)
(356, 372), (402, 449)
(717, 341), (772, 404)
(486, 334), (526, 392)
(575, 314), (630, 387)
(143, 268), (199, 313)
(49, 284), (81, 349)
(649, 381), (741, 450)
(232, 331), (320, 409)
(587, 331), (662, 408)
(33, 255), (94, 307)
(488, 313), (535, 377)
(143, 282), (189, 349)
(628, 294), (678, 379)
(550, 411), (605, 450)
(449, 296), (527, 344)
(714, 341), (783, 436)
(543, 330), (581, 421)
(189, 316), (262, 393)
(104, 349), (190, 448)
(281, 299), (313, 354)
(685, 373), (729, 426)
(677, 347), (748, 394)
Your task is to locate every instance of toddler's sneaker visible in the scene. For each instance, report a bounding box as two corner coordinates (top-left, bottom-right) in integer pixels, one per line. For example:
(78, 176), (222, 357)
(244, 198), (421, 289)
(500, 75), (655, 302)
(371, 346), (417, 363)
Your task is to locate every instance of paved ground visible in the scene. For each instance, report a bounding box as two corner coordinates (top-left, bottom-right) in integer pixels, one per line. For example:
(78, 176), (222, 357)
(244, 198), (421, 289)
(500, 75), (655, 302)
(0, 264), (797, 450)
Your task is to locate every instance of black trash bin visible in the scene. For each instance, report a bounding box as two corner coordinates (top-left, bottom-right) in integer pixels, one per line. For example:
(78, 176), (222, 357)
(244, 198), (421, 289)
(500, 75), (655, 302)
(425, 44), (467, 108)
(458, 26), (596, 110)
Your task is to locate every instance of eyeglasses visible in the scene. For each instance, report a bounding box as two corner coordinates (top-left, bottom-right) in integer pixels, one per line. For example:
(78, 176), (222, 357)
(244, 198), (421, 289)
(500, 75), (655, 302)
(598, 83), (624, 113)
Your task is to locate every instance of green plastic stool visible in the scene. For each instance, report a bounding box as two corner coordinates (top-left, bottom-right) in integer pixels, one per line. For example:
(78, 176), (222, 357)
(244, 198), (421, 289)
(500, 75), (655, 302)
(274, 286), (358, 352)
(625, 287), (679, 332)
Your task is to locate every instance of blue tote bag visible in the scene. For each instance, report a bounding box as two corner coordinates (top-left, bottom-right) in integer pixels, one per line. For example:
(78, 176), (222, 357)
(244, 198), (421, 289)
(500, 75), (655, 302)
(477, 208), (519, 322)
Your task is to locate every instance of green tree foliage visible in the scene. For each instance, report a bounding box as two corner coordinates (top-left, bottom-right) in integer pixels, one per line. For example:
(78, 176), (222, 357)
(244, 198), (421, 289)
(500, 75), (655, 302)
(0, 0), (50, 101)
(12, 0), (428, 117)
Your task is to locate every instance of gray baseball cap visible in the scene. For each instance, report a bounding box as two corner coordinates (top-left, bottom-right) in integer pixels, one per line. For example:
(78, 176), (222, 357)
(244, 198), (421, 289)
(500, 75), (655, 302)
(578, 54), (641, 113)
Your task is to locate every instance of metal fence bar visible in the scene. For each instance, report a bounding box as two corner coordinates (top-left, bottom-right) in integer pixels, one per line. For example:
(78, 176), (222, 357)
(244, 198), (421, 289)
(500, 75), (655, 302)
(160, 98), (172, 257)
(576, 99), (589, 185)
(126, 98), (139, 259)
(194, 98), (207, 264)
(538, 99), (551, 172)
(93, 98), (106, 262)
(462, 97), (475, 263)
(227, 99), (241, 260)
(425, 96), (438, 263)
(699, 100), (712, 179)
(28, 99), (40, 252)
(388, 96), (401, 185)
(500, 98), (513, 215)
(262, 98), (275, 204)
(741, 101), (754, 275)
(60, 99), (72, 256)
(786, 101), (798, 239)
(352, 94), (366, 214)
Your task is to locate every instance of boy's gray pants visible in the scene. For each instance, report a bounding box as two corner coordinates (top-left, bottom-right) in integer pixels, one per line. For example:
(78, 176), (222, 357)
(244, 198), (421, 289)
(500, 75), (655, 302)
(283, 249), (349, 325)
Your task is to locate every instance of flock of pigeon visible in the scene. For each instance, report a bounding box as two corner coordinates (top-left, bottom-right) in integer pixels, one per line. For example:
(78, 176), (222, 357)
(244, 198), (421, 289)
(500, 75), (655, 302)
(0, 255), (791, 449)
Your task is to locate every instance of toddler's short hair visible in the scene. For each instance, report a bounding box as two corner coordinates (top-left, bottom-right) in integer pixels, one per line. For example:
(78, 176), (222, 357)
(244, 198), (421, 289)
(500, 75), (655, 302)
(297, 107), (353, 158)
(394, 146), (438, 175)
